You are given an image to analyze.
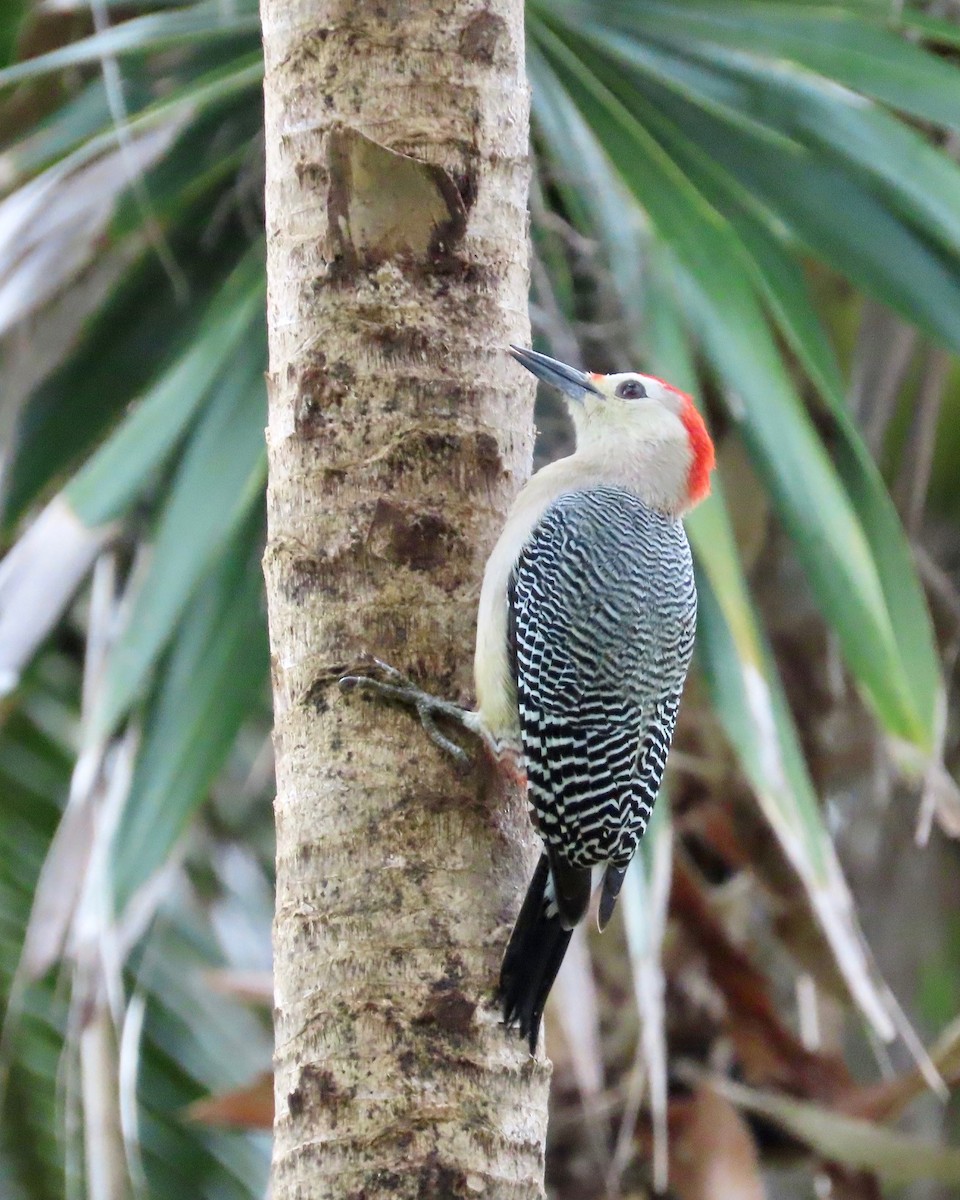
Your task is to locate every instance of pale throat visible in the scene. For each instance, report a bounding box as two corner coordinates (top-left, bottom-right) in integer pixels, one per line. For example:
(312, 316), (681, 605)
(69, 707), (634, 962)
(573, 430), (693, 516)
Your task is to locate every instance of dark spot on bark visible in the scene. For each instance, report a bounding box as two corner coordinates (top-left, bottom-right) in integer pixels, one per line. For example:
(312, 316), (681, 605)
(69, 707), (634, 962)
(287, 1064), (344, 1119)
(398, 429), (461, 461)
(426, 253), (487, 287)
(294, 358), (355, 438)
(294, 159), (324, 188)
(368, 500), (463, 572)
(417, 1152), (469, 1199)
(322, 465), (347, 488)
(301, 665), (351, 713)
(459, 11), (506, 64)
(443, 955), (466, 985)
(372, 0), (406, 21)
(347, 1170), (405, 1200)
(330, 358), (356, 384)
(294, 31), (327, 62)
(408, 862), (430, 888)
(475, 430), (504, 475)
(381, 429), (480, 483)
(285, 555), (326, 603)
(414, 956), (474, 1040)
(453, 168), (479, 213)
(415, 984), (476, 1038)
(372, 324), (431, 359)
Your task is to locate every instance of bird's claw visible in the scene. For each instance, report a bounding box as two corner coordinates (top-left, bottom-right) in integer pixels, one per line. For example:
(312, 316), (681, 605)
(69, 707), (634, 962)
(339, 654), (412, 689)
(338, 674), (411, 704)
(338, 657), (477, 771)
(419, 706), (473, 772)
(369, 656), (409, 683)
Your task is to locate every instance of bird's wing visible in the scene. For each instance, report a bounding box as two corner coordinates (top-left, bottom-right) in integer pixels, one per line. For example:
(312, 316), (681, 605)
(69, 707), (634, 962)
(509, 486), (695, 882)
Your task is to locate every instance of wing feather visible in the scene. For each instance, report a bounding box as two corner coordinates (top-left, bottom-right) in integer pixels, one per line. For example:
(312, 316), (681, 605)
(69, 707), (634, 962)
(510, 486), (695, 870)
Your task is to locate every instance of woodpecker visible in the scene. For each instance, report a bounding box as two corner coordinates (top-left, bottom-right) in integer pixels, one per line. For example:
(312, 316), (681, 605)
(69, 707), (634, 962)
(339, 346), (714, 1053)
(479, 347), (714, 1052)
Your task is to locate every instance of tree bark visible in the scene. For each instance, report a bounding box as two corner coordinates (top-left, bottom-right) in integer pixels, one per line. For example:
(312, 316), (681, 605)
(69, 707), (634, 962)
(260, 2), (548, 1197)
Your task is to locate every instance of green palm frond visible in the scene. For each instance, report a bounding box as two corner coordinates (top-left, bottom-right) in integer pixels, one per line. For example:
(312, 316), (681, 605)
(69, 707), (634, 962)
(0, 653), (272, 1198)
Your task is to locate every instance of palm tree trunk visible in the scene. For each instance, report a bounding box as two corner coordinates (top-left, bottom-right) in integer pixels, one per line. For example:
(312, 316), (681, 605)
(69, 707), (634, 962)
(260, 2), (548, 1196)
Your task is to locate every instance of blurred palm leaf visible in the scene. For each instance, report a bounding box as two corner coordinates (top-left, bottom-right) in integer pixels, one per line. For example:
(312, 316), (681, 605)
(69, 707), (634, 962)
(0, 2), (259, 86)
(0, 654), (272, 1200)
(1, 0), (959, 1195)
(112, 507), (269, 909)
(705, 1074), (960, 1187)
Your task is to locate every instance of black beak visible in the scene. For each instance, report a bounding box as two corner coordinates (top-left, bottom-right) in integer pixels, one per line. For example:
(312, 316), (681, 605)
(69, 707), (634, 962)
(509, 345), (602, 401)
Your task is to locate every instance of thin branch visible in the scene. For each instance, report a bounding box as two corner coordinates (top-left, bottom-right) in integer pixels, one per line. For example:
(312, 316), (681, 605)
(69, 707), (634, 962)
(848, 301), (917, 456)
(895, 346), (951, 536)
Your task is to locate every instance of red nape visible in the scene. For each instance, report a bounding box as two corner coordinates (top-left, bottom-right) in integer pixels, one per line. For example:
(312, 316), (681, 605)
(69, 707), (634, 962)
(679, 396), (715, 505)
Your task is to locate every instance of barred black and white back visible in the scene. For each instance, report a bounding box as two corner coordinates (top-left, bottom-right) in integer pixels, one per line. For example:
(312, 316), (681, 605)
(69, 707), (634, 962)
(499, 485), (696, 1048)
(511, 485), (694, 866)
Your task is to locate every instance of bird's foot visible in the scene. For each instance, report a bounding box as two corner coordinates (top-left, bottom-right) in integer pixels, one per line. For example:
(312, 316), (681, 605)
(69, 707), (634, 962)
(339, 656), (484, 770)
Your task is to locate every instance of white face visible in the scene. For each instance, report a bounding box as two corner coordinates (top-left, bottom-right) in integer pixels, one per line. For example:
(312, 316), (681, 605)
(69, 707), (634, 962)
(568, 371), (689, 453)
(586, 371), (685, 417)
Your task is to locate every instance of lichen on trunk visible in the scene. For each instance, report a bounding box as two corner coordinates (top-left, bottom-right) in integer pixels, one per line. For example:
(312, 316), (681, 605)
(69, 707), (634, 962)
(260, 1), (548, 1196)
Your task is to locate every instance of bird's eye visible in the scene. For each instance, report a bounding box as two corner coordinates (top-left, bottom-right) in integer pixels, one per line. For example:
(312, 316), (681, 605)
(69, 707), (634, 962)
(615, 379), (647, 400)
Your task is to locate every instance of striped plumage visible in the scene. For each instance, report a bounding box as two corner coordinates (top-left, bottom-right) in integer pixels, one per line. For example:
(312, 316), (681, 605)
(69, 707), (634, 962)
(486, 349), (714, 1053)
(499, 487), (695, 1045)
(510, 486), (695, 875)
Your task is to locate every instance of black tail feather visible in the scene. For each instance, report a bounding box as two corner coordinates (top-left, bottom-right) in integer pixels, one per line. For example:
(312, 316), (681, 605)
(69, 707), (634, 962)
(548, 847), (592, 930)
(598, 865), (627, 931)
(498, 854), (574, 1053)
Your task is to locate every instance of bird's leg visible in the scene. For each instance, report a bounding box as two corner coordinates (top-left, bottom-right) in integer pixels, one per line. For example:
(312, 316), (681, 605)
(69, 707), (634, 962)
(339, 657), (489, 769)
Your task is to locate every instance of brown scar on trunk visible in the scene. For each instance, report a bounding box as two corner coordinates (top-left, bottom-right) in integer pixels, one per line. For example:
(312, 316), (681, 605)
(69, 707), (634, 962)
(325, 126), (468, 275)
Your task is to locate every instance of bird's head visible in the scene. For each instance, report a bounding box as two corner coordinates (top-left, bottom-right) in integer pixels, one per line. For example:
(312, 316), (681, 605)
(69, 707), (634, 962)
(509, 345), (714, 513)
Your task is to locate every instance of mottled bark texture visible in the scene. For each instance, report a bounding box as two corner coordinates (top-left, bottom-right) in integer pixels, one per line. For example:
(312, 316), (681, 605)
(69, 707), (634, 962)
(260, 2), (548, 1197)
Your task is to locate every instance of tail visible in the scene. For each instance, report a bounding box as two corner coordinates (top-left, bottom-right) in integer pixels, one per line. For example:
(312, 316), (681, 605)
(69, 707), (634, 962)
(498, 854), (576, 1053)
